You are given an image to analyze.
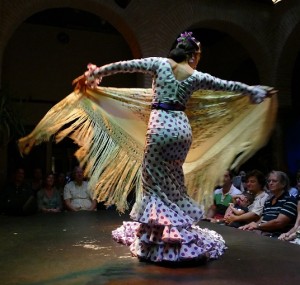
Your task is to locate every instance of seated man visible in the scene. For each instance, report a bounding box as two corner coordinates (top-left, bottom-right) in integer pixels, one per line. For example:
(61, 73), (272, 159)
(64, 166), (97, 211)
(206, 170), (241, 221)
(239, 170), (298, 237)
(0, 167), (37, 216)
(224, 169), (269, 227)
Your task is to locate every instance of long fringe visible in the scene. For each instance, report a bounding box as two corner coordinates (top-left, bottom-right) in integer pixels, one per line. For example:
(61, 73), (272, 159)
(18, 87), (277, 213)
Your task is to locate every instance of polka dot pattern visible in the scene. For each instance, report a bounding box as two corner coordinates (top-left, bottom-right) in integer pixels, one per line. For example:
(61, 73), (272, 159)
(104, 57), (243, 262)
(112, 222), (226, 262)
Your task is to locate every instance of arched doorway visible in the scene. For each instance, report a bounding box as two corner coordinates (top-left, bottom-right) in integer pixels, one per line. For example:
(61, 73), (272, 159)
(2, 7), (136, 178)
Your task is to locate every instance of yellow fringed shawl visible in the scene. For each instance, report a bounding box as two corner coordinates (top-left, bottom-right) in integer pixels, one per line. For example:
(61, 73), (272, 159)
(18, 87), (277, 212)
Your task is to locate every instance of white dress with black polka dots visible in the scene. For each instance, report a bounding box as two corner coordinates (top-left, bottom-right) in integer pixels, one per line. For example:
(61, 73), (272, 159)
(92, 57), (266, 263)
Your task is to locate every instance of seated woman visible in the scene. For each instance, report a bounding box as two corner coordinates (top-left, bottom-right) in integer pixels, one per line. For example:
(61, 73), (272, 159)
(224, 169), (269, 227)
(37, 173), (63, 213)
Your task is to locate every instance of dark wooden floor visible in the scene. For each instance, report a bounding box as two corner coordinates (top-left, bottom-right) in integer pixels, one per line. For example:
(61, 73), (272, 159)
(1, 210), (300, 285)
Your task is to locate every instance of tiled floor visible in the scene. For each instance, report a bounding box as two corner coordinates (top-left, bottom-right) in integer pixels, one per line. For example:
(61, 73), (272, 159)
(1, 210), (299, 285)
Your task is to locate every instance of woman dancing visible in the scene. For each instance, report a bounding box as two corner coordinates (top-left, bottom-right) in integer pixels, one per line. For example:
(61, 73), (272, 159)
(72, 31), (276, 264)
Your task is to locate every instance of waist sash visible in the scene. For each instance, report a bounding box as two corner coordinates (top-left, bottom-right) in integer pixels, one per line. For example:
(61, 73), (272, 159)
(151, 102), (185, 111)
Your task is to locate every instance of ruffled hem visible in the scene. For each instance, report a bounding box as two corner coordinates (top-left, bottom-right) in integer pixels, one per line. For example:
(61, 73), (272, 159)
(112, 221), (140, 246)
(112, 221), (226, 263)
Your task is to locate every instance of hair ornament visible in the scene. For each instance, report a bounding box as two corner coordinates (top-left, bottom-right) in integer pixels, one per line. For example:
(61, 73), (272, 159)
(177, 31), (196, 44)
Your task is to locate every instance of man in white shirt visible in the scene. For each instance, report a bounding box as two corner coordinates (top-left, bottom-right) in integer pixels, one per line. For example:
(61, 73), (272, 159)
(64, 166), (97, 211)
(206, 170), (241, 219)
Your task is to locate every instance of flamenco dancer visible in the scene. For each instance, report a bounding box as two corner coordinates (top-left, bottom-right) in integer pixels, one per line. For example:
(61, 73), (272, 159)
(20, 32), (276, 264)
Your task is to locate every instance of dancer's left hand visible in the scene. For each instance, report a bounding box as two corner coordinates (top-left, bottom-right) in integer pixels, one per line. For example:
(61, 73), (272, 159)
(72, 74), (87, 93)
(266, 87), (278, 98)
(260, 86), (277, 98)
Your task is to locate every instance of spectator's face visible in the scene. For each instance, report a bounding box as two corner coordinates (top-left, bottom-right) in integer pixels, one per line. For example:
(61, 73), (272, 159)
(46, 174), (55, 187)
(267, 173), (284, 193)
(74, 168), (84, 182)
(246, 176), (262, 194)
(222, 171), (232, 186)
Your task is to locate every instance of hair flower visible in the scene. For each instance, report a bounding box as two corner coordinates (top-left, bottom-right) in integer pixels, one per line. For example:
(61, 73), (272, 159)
(177, 31), (196, 44)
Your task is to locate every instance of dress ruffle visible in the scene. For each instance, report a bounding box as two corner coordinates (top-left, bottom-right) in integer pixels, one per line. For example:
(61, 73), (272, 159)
(112, 221), (140, 246)
(112, 221), (226, 263)
(112, 191), (225, 263)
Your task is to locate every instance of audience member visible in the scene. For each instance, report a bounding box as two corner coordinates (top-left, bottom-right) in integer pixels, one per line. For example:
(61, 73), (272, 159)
(287, 171), (299, 197)
(278, 192), (300, 242)
(224, 169), (269, 227)
(30, 167), (43, 196)
(239, 170), (298, 237)
(288, 186), (298, 198)
(206, 170), (242, 220)
(232, 170), (247, 191)
(0, 167), (37, 215)
(37, 173), (63, 213)
(224, 192), (254, 222)
(63, 166), (97, 211)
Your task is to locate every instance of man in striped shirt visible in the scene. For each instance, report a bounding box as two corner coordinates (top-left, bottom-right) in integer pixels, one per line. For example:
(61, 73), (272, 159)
(239, 170), (297, 237)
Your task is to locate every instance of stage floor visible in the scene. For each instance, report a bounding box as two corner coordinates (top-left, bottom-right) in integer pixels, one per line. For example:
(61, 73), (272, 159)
(0, 210), (299, 285)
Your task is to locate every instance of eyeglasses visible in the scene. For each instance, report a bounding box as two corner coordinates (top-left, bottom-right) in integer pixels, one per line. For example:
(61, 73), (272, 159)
(267, 179), (278, 184)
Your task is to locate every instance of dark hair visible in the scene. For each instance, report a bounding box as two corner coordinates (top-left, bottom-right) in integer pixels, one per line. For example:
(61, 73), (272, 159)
(226, 169), (234, 180)
(245, 169), (266, 188)
(169, 36), (200, 63)
(242, 192), (255, 205)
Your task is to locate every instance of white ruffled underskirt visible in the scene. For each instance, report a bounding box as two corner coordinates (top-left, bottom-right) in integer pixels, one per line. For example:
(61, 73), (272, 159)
(112, 221), (226, 263)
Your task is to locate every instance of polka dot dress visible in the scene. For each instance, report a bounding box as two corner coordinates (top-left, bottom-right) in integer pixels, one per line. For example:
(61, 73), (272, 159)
(96, 57), (264, 263)
(117, 108), (226, 263)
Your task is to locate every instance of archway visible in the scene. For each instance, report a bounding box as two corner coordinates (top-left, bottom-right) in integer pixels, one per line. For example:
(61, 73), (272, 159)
(2, 7), (137, 177)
